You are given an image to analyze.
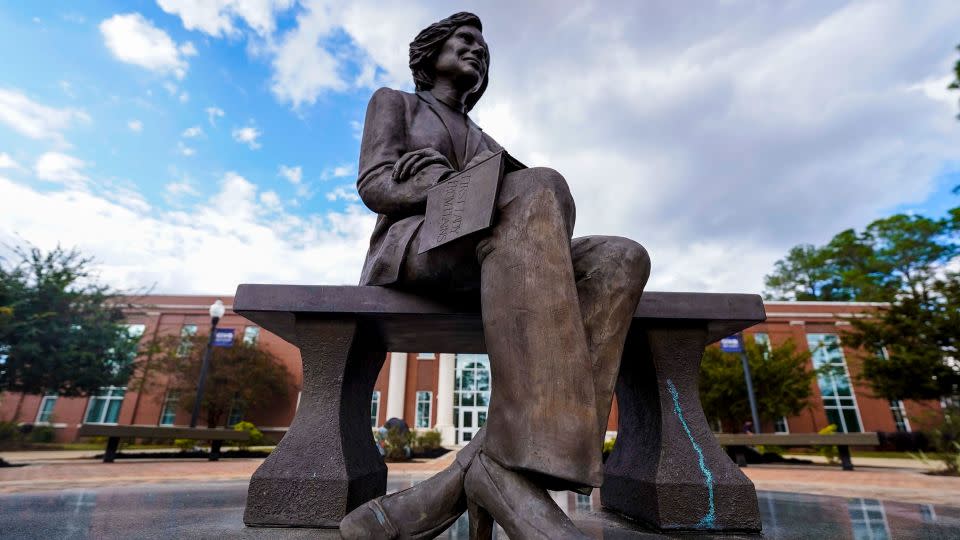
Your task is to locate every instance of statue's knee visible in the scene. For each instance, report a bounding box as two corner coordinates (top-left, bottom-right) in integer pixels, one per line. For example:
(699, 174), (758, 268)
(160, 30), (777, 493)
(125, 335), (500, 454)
(523, 167), (576, 228)
(613, 237), (651, 287)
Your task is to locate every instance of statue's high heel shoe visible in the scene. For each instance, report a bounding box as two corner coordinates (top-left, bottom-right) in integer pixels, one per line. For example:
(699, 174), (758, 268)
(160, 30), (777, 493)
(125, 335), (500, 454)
(463, 452), (588, 540)
(340, 430), (485, 540)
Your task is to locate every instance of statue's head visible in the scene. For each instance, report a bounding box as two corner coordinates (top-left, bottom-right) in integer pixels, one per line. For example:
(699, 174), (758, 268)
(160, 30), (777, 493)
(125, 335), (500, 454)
(409, 12), (488, 111)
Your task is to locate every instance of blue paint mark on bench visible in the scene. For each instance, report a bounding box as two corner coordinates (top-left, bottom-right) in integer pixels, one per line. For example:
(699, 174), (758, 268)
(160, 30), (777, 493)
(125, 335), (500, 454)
(666, 378), (715, 529)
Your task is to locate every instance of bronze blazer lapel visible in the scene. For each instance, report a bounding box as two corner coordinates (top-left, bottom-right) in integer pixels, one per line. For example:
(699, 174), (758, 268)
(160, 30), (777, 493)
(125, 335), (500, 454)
(416, 91), (463, 170)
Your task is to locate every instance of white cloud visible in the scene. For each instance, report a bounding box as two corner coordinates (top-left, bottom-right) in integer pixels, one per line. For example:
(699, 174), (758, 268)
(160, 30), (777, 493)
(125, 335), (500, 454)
(259, 190), (282, 211)
(205, 106), (225, 126)
(177, 141), (195, 156)
(128, 119), (143, 132)
(99, 13), (194, 79)
(163, 82), (178, 96)
(320, 162), (355, 181)
(0, 173), (375, 293)
(267, 1), (345, 107)
(165, 180), (199, 197)
(34, 152), (89, 186)
(158, 0), (295, 37)
(178, 91), (189, 103)
(0, 88), (90, 146)
(182, 125), (203, 138)
(0, 152), (21, 170)
(232, 125), (261, 149)
(278, 164), (302, 184)
(325, 184), (359, 202)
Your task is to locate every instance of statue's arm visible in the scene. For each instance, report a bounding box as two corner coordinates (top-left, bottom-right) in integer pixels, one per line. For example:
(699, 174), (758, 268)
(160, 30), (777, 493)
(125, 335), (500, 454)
(357, 88), (456, 217)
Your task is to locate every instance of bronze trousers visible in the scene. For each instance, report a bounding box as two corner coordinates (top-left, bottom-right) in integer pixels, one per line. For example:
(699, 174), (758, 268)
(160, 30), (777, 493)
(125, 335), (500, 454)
(398, 166), (650, 489)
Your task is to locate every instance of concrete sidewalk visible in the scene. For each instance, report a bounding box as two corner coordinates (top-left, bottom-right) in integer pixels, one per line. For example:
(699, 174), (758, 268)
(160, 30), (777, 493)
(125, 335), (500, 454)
(2, 449), (959, 505)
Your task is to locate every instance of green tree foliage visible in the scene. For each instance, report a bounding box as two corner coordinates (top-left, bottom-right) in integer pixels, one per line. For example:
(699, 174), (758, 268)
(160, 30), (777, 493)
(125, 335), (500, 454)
(845, 272), (960, 401)
(765, 213), (958, 302)
(142, 333), (291, 428)
(766, 207), (960, 402)
(699, 339), (815, 431)
(0, 245), (139, 403)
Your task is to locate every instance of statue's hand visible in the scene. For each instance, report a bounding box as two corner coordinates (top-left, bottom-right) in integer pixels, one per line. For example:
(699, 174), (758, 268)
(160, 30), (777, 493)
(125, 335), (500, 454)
(463, 149), (496, 170)
(392, 148), (453, 183)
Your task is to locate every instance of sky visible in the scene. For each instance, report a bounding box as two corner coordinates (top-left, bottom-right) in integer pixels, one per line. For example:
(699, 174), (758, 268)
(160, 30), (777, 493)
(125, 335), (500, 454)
(1, 0), (959, 296)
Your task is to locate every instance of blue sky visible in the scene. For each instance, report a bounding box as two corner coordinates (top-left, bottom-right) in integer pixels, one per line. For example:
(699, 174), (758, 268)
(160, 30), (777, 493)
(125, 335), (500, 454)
(1, 1), (959, 295)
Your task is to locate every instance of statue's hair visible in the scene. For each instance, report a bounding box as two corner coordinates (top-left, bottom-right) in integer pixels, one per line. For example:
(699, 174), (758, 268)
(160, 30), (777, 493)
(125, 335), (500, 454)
(409, 12), (488, 112)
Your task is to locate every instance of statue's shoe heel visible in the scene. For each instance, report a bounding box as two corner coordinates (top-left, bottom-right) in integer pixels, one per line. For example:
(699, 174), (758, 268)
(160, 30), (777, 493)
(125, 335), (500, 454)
(339, 497), (399, 540)
(467, 500), (493, 540)
(463, 452), (588, 540)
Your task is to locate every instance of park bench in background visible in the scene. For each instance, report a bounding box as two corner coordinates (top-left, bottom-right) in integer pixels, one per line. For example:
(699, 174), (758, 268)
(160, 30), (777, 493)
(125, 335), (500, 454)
(235, 284), (766, 532)
(77, 424), (249, 463)
(715, 432), (881, 471)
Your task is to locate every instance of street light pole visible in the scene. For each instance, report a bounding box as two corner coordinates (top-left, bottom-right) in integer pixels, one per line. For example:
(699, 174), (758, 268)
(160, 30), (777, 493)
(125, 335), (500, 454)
(190, 299), (225, 428)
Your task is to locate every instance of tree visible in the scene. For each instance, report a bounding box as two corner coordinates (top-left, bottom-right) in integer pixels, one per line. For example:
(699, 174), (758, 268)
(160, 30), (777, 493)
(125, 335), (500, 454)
(699, 339), (815, 432)
(143, 334), (292, 428)
(765, 213), (957, 302)
(844, 272), (960, 402)
(0, 244), (139, 420)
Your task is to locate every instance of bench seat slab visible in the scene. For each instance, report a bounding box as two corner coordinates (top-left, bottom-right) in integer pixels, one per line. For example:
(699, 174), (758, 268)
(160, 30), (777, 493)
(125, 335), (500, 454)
(243, 317), (387, 528)
(602, 325), (761, 532)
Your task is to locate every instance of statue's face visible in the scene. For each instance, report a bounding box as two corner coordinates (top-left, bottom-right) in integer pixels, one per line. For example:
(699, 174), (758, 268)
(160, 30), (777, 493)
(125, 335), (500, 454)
(433, 25), (488, 92)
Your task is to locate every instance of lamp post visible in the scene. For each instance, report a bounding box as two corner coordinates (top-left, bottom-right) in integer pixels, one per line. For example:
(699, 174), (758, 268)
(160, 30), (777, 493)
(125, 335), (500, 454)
(190, 299), (225, 428)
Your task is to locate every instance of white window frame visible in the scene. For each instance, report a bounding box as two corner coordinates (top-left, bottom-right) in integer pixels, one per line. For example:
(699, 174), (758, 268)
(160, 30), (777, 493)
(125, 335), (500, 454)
(807, 333), (864, 433)
(84, 386), (126, 425)
(178, 324), (198, 357)
(753, 332), (771, 359)
(774, 416), (789, 434)
(417, 352), (435, 359)
(35, 394), (58, 424)
(889, 400), (911, 433)
(159, 390), (180, 426)
(243, 326), (260, 345)
(370, 390), (381, 427)
(415, 391), (433, 429)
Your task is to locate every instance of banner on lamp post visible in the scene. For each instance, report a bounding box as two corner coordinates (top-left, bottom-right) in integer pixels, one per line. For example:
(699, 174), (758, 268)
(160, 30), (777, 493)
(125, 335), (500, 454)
(213, 328), (234, 347)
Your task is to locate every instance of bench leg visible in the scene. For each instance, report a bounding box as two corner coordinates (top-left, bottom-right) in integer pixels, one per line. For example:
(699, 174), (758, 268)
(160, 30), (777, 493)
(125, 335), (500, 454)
(601, 326), (761, 532)
(244, 317), (387, 528)
(209, 440), (222, 462)
(103, 437), (120, 463)
(838, 445), (854, 471)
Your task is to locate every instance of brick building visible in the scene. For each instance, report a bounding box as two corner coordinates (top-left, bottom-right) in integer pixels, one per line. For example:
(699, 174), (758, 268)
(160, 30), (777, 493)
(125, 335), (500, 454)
(0, 295), (942, 444)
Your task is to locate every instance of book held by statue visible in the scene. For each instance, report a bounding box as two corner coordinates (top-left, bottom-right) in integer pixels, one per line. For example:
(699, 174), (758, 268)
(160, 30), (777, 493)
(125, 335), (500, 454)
(418, 151), (525, 254)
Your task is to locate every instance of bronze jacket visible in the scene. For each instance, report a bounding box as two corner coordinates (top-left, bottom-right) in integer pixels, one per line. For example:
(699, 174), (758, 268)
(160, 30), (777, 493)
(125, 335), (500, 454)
(357, 88), (503, 286)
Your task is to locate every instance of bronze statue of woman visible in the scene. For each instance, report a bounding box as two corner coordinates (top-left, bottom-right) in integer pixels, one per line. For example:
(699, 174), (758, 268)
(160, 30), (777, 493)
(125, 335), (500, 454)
(341, 12), (650, 539)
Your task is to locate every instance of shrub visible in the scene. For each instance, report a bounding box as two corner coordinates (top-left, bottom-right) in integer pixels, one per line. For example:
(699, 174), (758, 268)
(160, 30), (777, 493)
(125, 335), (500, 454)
(28, 425), (55, 443)
(174, 438), (195, 451)
(414, 430), (442, 451)
(815, 424), (839, 464)
(0, 421), (21, 443)
(383, 427), (414, 461)
(233, 421), (264, 450)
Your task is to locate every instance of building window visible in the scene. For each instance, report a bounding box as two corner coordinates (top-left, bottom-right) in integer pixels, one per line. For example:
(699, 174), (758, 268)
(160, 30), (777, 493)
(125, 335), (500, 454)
(36, 394), (58, 423)
(889, 400), (910, 433)
(417, 353), (434, 359)
(177, 324), (198, 357)
(753, 332), (771, 359)
(454, 354), (491, 444)
(415, 391), (433, 428)
(85, 386), (126, 424)
(125, 324), (146, 340)
(370, 391), (381, 427)
(807, 333), (863, 433)
(774, 417), (789, 433)
(243, 326), (260, 345)
(159, 390), (179, 426)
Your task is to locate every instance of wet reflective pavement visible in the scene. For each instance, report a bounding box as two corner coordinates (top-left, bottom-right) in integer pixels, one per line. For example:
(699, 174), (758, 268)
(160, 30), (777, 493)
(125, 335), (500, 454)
(1, 476), (958, 539)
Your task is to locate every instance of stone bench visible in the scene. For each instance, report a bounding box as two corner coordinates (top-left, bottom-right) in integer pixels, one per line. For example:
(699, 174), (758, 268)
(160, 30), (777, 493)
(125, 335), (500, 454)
(234, 284), (766, 532)
(76, 424), (249, 463)
(715, 432), (880, 471)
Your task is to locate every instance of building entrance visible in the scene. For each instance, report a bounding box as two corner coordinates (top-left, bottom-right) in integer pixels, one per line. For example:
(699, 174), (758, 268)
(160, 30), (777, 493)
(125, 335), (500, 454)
(454, 354), (491, 444)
